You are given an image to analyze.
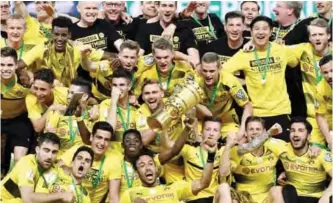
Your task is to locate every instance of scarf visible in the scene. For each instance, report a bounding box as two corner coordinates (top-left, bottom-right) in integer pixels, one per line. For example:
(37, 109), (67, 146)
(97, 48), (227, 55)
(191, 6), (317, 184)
(42, 41), (75, 87)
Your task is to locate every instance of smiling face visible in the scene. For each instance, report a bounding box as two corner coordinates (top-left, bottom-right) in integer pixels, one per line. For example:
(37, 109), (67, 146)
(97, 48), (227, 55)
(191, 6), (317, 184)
(32, 80), (53, 104)
(308, 25), (330, 54)
(241, 2), (259, 26)
(36, 141), (59, 170)
(123, 133), (143, 158)
(320, 60), (332, 86)
(141, 1), (158, 19)
(158, 1), (177, 25)
(90, 129), (111, 157)
(78, 2), (99, 25)
(315, 1), (332, 16)
(119, 48), (139, 71)
(195, 1), (210, 15)
(102, 1), (125, 21)
(136, 155), (157, 186)
(251, 20), (272, 49)
(0, 56), (17, 80)
(7, 18), (26, 44)
(273, 2), (292, 24)
(35, 1), (53, 19)
(225, 17), (244, 42)
(290, 122), (309, 150)
(52, 26), (70, 52)
(142, 83), (164, 112)
(71, 151), (92, 179)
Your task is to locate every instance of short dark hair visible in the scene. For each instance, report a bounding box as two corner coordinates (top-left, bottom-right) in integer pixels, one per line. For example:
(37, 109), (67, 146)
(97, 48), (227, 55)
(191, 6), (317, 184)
(72, 146), (94, 166)
(71, 77), (92, 95)
(319, 54), (332, 67)
(92, 121), (114, 138)
(112, 68), (133, 83)
(240, 1), (260, 12)
(202, 116), (221, 126)
(290, 117), (313, 134)
(52, 16), (72, 30)
(245, 116), (265, 129)
(1, 47), (18, 63)
(132, 150), (155, 171)
(33, 68), (55, 84)
(225, 11), (245, 24)
(123, 129), (142, 143)
(120, 40), (141, 54)
(152, 37), (174, 53)
(141, 79), (163, 93)
(37, 132), (61, 148)
(250, 15), (273, 30)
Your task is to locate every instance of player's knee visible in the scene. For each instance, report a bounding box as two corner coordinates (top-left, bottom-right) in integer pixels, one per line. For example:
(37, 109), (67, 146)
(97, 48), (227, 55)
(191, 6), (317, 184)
(282, 184), (298, 203)
(218, 183), (231, 196)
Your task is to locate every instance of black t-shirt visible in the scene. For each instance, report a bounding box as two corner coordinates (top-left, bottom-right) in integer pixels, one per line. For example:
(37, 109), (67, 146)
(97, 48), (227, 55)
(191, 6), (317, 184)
(70, 19), (121, 53)
(135, 20), (197, 54)
(179, 13), (225, 54)
(243, 30), (251, 39)
(1, 31), (7, 39)
(108, 17), (145, 41)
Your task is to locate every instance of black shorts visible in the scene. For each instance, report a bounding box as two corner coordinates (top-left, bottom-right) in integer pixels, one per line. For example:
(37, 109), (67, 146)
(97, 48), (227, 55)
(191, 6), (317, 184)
(298, 196), (319, 203)
(1, 113), (34, 149)
(262, 114), (290, 142)
(187, 196), (214, 203)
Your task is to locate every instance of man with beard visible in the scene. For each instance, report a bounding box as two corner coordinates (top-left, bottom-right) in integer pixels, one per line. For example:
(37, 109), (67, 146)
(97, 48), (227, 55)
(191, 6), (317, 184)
(316, 55), (333, 150)
(240, 1), (260, 38)
(179, 1), (225, 55)
(0, 133), (75, 202)
(267, 117), (332, 203)
(81, 40), (154, 101)
(223, 16), (299, 141)
(44, 77), (97, 158)
(287, 18), (331, 147)
(0, 1), (10, 38)
(135, 1), (199, 66)
(18, 16), (104, 87)
(135, 38), (195, 98)
(197, 52), (252, 139)
(1, 47), (33, 175)
(59, 121), (120, 203)
(99, 69), (145, 153)
(120, 127), (217, 203)
(25, 69), (67, 133)
(36, 146), (94, 203)
(14, 1), (55, 44)
(219, 117), (283, 203)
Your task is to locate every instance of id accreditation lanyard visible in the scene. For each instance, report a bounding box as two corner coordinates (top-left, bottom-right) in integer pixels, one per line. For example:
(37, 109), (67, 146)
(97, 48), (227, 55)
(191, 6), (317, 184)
(2, 79), (15, 94)
(72, 178), (84, 203)
(5, 40), (24, 59)
(253, 43), (272, 85)
(157, 64), (175, 92)
(192, 14), (217, 40)
(117, 102), (131, 131)
(92, 155), (106, 189)
(123, 160), (135, 188)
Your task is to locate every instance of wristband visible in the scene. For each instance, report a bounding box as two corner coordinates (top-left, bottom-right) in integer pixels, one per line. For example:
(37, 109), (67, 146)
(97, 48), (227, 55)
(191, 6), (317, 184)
(207, 152), (216, 163)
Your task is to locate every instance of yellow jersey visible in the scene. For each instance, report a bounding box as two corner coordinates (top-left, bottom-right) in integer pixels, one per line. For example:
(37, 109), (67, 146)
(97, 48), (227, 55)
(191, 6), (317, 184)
(179, 145), (224, 200)
(1, 154), (58, 201)
(196, 71), (249, 122)
(21, 41), (104, 87)
(23, 15), (52, 44)
(316, 79), (332, 130)
(98, 99), (144, 152)
(1, 75), (29, 119)
(60, 145), (121, 203)
(280, 143), (332, 198)
(230, 139), (284, 203)
(120, 180), (194, 203)
(35, 167), (91, 203)
(45, 110), (94, 158)
(223, 42), (299, 116)
(134, 60), (195, 97)
(25, 86), (68, 120)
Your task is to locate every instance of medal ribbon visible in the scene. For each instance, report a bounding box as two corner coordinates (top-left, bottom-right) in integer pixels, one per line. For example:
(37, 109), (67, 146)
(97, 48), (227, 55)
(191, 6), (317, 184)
(40, 23), (51, 40)
(123, 160), (135, 188)
(92, 155), (105, 188)
(254, 43), (272, 83)
(192, 14), (217, 40)
(157, 64), (175, 91)
(68, 110), (87, 142)
(5, 40), (24, 59)
(71, 178), (83, 203)
(199, 146), (206, 167)
(208, 81), (219, 109)
(117, 102), (131, 131)
(2, 79), (15, 94)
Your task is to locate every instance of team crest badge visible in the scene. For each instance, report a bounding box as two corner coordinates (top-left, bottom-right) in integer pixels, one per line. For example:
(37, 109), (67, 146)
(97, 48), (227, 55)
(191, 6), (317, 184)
(144, 55), (154, 66)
